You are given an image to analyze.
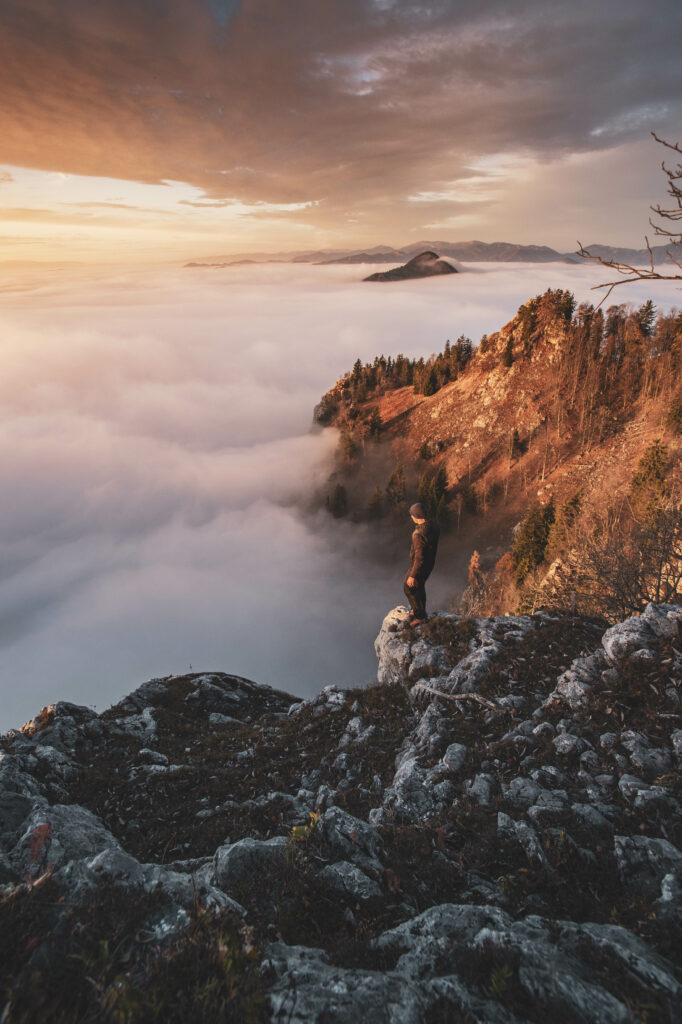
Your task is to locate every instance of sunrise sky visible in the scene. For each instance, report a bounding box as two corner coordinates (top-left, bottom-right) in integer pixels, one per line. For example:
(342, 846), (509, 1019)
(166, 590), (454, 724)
(1, 0), (681, 263)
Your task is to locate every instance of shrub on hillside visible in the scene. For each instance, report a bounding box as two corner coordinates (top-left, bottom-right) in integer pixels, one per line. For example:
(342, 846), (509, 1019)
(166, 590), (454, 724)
(367, 486), (383, 520)
(630, 439), (669, 514)
(547, 490), (582, 556)
(511, 499), (555, 585)
(667, 387), (682, 433)
(562, 500), (682, 619)
(326, 484), (348, 518)
(385, 464), (406, 511)
(417, 465), (448, 519)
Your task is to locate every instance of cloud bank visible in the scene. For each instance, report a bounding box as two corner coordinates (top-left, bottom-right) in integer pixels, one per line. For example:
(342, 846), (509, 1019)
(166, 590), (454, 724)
(0, 261), (681, 731)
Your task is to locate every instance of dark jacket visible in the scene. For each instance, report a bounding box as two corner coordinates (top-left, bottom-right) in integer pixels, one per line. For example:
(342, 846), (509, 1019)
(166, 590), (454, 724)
(409, 519), (440, 583)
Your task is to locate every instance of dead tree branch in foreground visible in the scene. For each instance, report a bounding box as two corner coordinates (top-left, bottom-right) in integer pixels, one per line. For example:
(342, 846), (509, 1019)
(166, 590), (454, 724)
(578, 133), (682, 304)
(414, 683), (499, 710)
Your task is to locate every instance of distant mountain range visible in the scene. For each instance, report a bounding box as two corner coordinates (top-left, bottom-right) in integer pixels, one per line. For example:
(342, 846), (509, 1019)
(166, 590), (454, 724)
(185, 240), (682, 268)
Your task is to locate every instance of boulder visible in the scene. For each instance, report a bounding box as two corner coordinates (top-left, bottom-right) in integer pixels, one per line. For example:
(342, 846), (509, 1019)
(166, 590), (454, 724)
(613, 835), (682, 896)
(601, 617), (657, 664)
(317, 861), (382, 902)
(441, 743), (468, 773)
(213, 836), (287, 889)
(10, 803), (121, 879)
(317, 807), (384, 877)
(641, 602), (682, 640)
(380, 756), (436, 825)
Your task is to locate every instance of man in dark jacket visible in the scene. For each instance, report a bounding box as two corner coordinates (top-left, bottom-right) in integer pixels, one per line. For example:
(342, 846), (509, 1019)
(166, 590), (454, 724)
(404, 502), (440, 626)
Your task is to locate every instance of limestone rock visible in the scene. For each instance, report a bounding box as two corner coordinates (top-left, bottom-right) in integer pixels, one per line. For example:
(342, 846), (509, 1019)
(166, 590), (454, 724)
(601, 616), (657, 664)
(441, 743), (468, 773)
(317, 861), (382, 902)
(317, 807), (384, 877)
(641, 602), (682, 640)
(614, 834), (682, 896)
(213, 835), (287, 889)
(10, 803), (122, 879)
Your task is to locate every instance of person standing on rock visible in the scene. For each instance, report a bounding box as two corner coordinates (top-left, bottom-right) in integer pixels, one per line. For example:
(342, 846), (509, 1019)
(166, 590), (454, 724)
(404, 502), (440, 626)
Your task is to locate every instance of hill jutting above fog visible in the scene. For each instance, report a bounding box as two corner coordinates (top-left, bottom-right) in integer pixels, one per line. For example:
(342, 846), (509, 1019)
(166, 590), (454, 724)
(363, 251), (458, 282)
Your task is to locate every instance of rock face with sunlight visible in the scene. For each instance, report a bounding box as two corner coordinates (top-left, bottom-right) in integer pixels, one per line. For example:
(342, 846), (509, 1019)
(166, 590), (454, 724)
(1, 605), (681, 1022)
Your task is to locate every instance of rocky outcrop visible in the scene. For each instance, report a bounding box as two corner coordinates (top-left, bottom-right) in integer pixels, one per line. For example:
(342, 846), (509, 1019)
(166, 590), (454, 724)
(2, 608), (681, 1022)
(363, 250), (457, 282)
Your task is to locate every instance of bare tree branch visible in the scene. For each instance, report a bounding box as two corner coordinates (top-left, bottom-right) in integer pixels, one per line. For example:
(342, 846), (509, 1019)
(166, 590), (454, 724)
(414, 683), (499, 710)
(578, 133), (682, 302)
(651, 132), (682, 156)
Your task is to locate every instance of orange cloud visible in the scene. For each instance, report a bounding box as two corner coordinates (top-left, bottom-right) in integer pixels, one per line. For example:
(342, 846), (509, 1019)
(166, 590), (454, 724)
(1, 1), (681, 249)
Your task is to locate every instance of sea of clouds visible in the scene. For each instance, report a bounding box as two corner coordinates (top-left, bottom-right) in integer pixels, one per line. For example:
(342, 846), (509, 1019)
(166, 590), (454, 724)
(0, 260), (680, 731)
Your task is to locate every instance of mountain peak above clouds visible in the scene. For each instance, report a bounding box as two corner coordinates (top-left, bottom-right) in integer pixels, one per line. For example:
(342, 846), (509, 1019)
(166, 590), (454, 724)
(363, 250), (458, 281)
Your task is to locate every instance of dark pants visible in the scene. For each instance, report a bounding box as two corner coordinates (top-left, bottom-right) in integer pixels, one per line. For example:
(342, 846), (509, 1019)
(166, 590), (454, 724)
(404, 573), (427, 619)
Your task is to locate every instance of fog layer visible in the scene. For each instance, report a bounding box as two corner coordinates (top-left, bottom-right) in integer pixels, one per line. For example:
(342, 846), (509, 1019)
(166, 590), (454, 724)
(1, 263), (680, 731)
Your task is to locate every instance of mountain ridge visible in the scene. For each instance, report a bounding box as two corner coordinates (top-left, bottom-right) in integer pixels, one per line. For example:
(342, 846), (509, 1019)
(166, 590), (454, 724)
(185, 239), (682, 268)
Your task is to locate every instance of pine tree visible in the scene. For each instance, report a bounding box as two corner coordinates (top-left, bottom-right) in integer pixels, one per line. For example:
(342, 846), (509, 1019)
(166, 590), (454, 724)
(412, 357), (426, 394)
(637, 299), (656, 338)
(367, 486), (383, 520)
(667, 387), (682, 433)
(385, 464), (406, 509)
(435, 494), (449, 526)
(589, 308), (604, 358)
(508, 428), (524, 461)
(417, 471), (431, 508)
(503, 338), (514, 367)
(423, 366), (439, 396)
(340, 431), (358, 461)
(326, 484), (348, 518)
(547, 490), (582, 555)
(511, 499), (555, 585)
(453, 335), (473, 371)
(368, 407), (382, 441)
(433, 464), (448, 501)
(631, 439), (669, 514)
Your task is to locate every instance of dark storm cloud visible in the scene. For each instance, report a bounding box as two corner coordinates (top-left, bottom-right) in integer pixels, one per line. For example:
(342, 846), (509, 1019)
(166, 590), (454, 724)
(0, 0), (680, 223)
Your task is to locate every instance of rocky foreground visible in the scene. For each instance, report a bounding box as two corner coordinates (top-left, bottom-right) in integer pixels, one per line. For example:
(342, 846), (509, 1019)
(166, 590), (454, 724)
(1, 605), (681, 1023)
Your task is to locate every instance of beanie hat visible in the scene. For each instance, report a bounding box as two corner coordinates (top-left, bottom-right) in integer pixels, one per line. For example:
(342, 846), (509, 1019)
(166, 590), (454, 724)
(409, 502), (426, 519)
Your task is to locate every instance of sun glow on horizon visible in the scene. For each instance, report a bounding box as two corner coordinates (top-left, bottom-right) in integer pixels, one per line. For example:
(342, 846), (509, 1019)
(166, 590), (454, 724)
(0, 165), (325, 264)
